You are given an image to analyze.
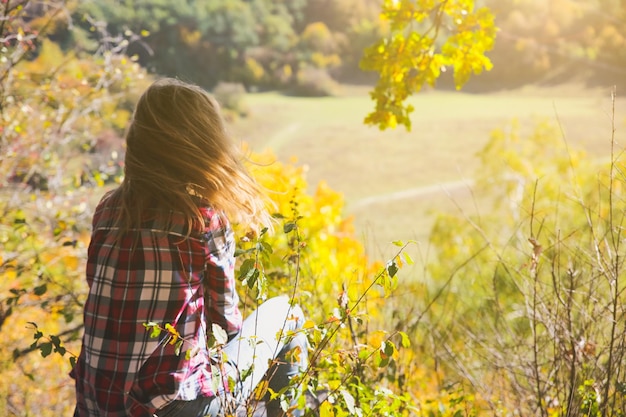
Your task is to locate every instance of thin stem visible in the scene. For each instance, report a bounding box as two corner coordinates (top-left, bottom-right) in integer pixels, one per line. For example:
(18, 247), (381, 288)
(601, 86), (619, 417)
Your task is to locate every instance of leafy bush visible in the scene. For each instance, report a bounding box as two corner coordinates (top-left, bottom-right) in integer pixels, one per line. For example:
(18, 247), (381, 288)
(290, 67), (338, 97)
(408, 115), (626, 416)
(0, 2), (150, 414)
(212, 82), (250, 118)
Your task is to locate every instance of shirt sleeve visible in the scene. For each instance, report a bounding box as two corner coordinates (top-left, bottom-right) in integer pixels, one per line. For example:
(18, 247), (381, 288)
(204, 212), (243, 337)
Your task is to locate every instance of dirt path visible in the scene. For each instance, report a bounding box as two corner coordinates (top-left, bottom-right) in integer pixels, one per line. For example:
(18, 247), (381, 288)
(347, 178), (475, 211)
(264, 122), (302, 151)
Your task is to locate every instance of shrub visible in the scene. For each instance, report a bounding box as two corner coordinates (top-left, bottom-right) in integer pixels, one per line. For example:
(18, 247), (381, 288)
(412, 115), (626, 416)
(290, 67), (338, 97)
(212, 82), (250, 118)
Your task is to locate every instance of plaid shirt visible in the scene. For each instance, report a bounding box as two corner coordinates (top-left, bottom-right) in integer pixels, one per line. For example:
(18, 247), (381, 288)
(72, 191), (242, 417)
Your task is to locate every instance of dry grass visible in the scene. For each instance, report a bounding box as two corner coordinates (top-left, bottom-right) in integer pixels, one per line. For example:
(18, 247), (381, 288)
(228, 84), (625, 259)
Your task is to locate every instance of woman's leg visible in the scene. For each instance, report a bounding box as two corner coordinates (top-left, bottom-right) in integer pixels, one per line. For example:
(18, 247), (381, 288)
(222, 296), (308, 416)
(263, 329), (308, 417)
(155, 395), (221, 417)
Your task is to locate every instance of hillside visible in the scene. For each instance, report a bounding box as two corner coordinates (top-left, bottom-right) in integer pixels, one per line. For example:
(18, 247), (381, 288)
(229, 84), (625, 258)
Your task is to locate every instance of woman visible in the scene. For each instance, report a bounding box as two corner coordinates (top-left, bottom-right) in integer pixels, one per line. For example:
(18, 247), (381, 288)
(71, 78), (308, 417)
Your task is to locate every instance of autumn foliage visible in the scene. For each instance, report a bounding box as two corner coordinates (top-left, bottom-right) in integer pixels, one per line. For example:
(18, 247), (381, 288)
(2, 1), (626, 417)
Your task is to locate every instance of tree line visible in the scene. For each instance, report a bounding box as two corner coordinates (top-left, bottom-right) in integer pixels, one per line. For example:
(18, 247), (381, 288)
(42, 0), (626, 94)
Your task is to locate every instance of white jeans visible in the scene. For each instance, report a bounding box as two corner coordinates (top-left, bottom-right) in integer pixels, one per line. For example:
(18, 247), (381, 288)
(158, 296), (308, 417)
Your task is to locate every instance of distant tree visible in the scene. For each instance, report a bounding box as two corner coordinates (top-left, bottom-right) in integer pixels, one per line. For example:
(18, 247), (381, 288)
(482, 0), (595, 87)
(297, 22), (342, 69)
(473, 0), (626, 89)
(301, 0), (380, 32)
(71, 0), (308, 89)
(582, 0), (626, 85)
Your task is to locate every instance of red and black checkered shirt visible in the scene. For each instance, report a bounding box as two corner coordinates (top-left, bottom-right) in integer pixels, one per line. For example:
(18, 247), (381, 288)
(72, 191), (242, 416)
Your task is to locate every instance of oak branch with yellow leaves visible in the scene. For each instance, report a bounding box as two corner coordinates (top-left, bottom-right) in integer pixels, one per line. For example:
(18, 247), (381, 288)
(361, 0), (497, 130)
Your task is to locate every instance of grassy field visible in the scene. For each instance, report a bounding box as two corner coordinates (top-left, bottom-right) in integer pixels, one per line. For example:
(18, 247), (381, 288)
(228, 84), (625, 260)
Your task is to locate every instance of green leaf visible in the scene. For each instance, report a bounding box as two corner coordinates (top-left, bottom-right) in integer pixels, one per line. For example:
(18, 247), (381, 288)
(246, 268), (260, 289)
(234, 248), (254, 257)
(399, 331), (411, 348)
(240, 364), (255, 382)
(185, 346), (200, 360)
(210, 364), (222, 393)
(62, 309), (75, 324)
(260, 241), (273, 254)
(238, 258), (256, 280)
(383, 340), (396, 357)
(375, 349), (390, 368)
(39, 342), (53, 357)
(174, 339), (184, 356)
(50, 335), (61, 346)
(10, 288), (25, 296)
(33, 284), (47, 296)
(143, 322), (162, 338)
(402, 251), (414, 265)
(387, 261), (399, 278)
(283, 222), (296, 233)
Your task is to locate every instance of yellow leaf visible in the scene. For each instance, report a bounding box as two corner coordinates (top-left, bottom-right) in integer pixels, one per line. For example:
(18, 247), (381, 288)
(62, 255), (79, 272)
(319, 401), (334, 417)
(5, 269), (16, 281)
(368, 330), (387, 348)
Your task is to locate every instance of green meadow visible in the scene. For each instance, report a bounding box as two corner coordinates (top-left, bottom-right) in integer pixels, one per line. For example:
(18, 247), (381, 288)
(230, 84), (625, 259)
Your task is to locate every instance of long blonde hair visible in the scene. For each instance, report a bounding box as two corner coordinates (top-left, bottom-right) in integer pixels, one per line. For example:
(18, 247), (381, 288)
(113, 77), (271, 234)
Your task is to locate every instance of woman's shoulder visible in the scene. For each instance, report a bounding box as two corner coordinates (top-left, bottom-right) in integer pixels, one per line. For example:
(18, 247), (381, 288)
(92, 189), (121, 223)
(92, 190), (231, 238)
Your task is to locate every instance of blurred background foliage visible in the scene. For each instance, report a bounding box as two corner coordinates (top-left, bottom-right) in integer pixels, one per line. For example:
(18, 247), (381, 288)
(55, 0), (626, 92)
(1, 0), (626, 416)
